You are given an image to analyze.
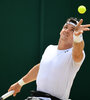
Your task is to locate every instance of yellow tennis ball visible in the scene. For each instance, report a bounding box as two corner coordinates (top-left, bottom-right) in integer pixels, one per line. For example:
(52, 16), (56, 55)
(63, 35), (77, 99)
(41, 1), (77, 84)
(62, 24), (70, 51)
(78, 5), (86, 14)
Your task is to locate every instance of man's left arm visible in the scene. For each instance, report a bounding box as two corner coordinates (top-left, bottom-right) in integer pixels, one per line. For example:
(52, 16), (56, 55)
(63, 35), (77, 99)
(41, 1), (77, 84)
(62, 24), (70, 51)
(72, 19), (90, 63)
(72, 41), (84, 62)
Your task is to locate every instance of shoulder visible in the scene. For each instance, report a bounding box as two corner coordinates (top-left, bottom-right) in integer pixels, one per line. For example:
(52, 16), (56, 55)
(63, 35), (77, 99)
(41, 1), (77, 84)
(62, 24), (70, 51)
(45, 45), (57, 50)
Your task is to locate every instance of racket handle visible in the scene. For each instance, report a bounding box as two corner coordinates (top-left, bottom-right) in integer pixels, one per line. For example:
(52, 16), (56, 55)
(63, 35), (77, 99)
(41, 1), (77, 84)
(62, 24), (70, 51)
(1, 90), (14, 100)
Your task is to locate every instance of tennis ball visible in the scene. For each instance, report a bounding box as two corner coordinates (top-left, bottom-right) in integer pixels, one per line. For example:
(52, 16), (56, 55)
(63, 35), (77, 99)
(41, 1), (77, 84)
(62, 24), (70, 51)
(78, 5), (86, 14)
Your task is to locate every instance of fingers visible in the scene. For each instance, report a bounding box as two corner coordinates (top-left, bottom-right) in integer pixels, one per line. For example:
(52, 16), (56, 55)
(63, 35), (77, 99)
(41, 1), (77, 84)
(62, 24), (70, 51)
(8, 86), (13, 92)
(76, 19), (90, 29)
(13, 92), (17, 97)
(74, 19), (90, 35)
(74, 28), (90, 36)
(8, 87), (15, 96)
(83, 24), (90, 28)
(83, 28), (90, 31)
(76, 19), (83, 28)
(8, 83), (21, 97)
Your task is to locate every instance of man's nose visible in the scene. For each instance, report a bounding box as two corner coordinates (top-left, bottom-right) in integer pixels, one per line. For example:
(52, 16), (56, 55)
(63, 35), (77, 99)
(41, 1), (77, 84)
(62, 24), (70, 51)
(65, 29), (69, 33)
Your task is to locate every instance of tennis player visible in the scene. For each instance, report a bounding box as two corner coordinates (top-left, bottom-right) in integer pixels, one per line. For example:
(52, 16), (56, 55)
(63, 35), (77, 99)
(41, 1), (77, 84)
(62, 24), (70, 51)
(8, 17), (90, 100)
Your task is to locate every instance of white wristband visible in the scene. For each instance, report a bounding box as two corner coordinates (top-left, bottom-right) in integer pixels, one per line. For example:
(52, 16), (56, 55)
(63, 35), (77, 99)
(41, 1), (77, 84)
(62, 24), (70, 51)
(73, 34), (83, 43)
(18, 79), (25, 87)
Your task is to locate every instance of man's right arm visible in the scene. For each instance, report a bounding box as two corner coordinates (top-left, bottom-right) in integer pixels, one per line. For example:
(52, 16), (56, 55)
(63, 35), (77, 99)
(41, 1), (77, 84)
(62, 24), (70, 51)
(8, 63), (40, 96)
(23, 63), (40, 83)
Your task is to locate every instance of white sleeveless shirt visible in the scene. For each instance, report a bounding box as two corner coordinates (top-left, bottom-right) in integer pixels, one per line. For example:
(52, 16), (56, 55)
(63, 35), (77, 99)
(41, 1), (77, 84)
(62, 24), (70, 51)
(36, 45), (85, 100)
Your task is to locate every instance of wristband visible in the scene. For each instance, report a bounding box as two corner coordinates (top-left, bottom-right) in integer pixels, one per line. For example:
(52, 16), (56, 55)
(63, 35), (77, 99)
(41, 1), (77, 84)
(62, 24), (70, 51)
(18, 79), (25, 87)
(73, 34), (83, 43)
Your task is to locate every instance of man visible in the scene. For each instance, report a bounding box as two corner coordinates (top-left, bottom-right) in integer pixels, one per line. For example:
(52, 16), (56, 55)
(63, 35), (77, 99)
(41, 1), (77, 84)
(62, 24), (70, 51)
(8, 18), (90, 100)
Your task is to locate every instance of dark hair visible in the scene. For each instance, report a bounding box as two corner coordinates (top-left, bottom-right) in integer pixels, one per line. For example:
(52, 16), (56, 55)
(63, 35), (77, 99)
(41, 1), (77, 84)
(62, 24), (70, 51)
(66, 17), (79, 25)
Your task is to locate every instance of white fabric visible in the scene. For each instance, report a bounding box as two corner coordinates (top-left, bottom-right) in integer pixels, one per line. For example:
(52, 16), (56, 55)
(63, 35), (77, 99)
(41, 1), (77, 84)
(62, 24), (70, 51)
(18, 79), (25, 87)
(73, 34), (83, 43)
(36, 45), (85, 100)
(65, 22), (77, 26)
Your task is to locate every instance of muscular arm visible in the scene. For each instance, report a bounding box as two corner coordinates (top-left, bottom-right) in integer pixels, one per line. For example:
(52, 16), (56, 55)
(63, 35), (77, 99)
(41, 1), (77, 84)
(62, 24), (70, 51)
(22, 63), (40, 84)
(72, 19), (87, 63)
(8, 63), (40, 96)
(72, 41), (84, 62)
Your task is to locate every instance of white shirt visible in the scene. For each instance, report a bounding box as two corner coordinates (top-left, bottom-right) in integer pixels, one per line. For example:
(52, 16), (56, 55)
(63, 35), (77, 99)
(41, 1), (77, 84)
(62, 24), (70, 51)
(36, 45), (85, 100)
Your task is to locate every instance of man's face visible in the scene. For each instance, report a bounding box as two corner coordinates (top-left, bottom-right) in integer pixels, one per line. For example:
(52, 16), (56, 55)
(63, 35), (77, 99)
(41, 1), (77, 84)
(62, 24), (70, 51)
(60, 23), (75, 42)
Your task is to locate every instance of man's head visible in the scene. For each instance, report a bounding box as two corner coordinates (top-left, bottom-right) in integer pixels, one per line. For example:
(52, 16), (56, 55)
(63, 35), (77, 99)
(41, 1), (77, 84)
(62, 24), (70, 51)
(66, 17), (79, 27)
(60, 17), (79, 47)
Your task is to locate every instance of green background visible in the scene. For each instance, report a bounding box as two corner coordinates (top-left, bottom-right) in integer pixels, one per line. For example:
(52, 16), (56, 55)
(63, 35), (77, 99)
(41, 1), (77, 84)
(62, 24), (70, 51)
(0, 0), (90, 100)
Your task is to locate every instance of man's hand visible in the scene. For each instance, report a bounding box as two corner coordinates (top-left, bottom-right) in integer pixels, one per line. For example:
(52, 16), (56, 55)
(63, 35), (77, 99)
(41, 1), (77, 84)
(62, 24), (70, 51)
(8, 82), (22, 96)
(74, 19), (90, 35)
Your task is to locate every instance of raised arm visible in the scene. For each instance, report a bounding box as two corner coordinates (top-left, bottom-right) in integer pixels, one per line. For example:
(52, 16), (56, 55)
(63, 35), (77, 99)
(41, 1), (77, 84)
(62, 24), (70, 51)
(72, 19), (90, 62)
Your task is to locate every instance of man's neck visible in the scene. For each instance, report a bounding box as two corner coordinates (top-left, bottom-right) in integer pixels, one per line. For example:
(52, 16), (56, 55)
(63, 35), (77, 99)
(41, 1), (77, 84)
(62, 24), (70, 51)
(58, 39), (72, 50)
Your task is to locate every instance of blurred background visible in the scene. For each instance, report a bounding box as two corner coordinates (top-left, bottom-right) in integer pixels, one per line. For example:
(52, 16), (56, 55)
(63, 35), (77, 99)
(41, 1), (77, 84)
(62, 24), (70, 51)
(0, 0), (90, 100)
